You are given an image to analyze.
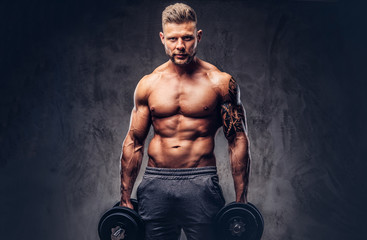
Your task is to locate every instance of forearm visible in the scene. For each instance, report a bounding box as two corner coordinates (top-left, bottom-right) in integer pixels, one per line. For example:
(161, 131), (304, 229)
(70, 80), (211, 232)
(229, 134), (250, 203)
(120, 134), (144, 205)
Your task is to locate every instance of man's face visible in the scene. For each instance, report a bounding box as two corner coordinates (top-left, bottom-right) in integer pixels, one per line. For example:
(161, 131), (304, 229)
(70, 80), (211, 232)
(160, 21), (202, 65)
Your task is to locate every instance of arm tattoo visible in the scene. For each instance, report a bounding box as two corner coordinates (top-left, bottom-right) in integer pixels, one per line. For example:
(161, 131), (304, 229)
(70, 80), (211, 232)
(221, 77), (245, 139)
(228, 77), (238, 102)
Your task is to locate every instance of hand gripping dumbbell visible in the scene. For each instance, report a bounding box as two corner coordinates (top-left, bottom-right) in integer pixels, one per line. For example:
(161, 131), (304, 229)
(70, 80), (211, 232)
(98, 199), (145, 240)
(215, 202), (264, 240)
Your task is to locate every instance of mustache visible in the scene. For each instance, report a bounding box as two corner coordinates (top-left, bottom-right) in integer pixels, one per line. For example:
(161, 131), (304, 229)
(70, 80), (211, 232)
(173, 52), (188, 55)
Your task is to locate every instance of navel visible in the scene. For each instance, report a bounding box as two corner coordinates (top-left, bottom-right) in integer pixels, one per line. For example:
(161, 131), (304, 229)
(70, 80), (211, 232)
(204, 106), (209, 111)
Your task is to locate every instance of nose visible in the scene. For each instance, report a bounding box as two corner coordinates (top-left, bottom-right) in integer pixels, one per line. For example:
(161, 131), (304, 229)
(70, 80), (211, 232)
(176, 38), (185, 51)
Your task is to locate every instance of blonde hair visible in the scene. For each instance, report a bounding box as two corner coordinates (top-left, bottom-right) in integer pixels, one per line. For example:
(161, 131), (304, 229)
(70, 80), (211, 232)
(162, 3), (197, 29)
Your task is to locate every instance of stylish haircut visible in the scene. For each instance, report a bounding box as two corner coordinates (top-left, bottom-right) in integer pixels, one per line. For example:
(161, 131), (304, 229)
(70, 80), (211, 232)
(162, 3), (197, 29)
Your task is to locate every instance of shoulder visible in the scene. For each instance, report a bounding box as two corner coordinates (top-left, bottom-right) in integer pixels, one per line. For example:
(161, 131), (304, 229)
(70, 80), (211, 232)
(135, 67), (164, 104)
(135, 61), (173, 104)
(198, 59), (235, 98)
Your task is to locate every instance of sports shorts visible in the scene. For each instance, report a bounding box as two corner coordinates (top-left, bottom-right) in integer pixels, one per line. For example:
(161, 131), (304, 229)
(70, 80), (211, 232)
(137, 166), (226, 240)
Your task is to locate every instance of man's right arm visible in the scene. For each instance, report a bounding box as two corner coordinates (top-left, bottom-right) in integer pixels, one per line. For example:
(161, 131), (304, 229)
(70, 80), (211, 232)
(120, 78), (151, 209)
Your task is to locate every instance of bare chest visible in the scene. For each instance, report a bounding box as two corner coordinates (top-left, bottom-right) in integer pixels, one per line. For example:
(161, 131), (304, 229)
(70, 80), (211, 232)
(148, 78), (219, 118)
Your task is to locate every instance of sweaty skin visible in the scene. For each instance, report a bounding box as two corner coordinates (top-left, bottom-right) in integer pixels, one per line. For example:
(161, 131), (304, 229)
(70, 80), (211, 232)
(120, 22), (250, 209)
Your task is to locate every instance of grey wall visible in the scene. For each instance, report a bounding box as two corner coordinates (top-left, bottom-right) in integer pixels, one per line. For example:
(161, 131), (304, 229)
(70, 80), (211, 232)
(1, 0), (366, 239)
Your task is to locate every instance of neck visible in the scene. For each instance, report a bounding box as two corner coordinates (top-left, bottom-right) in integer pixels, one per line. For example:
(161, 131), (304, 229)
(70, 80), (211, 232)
(169, 57), (199, 75)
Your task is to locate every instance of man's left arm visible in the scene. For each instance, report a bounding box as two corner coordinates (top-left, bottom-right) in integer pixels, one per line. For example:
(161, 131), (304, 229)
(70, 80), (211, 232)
(221, 76), (251, 203)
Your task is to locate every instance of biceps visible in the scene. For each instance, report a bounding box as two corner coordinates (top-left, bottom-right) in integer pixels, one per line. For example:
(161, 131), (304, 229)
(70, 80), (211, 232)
(221, 102), (245, 139)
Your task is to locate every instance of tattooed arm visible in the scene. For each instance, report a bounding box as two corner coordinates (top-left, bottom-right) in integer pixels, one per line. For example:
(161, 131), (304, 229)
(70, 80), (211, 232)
(120, 78), (151, 209)
(221, 76), (251, 203)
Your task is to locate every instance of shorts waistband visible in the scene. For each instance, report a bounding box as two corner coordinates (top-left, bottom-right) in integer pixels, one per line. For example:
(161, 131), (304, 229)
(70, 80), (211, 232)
(144, 166), (217, 176)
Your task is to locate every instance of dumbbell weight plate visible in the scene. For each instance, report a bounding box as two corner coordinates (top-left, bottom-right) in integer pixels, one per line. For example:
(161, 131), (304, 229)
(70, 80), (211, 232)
(99, 208), (138, 240)
(215, 202), (262, 240)
(247, 203), (264, 239)
(113, 200), (144, 240)
(98, 200), (144, 240)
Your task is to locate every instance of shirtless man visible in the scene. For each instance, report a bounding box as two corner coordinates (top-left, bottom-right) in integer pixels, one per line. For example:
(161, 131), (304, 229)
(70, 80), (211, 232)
(120, 3), (250, 240)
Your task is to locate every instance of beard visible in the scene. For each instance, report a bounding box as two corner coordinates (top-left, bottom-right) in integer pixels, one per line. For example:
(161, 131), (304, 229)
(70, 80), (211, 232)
(165, 45), (197, 66)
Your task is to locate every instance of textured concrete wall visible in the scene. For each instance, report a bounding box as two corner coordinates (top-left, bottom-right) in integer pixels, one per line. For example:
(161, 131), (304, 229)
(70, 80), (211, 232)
(1, 0), (366, 239)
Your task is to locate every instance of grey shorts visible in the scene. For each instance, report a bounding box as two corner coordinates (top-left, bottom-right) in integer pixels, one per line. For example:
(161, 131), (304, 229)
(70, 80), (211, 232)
(137, 166), (225, 240)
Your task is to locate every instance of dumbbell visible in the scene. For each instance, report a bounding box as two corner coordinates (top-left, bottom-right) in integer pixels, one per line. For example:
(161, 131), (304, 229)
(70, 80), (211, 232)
(98, 199), (145, 240)
(215, 202), (264, 240)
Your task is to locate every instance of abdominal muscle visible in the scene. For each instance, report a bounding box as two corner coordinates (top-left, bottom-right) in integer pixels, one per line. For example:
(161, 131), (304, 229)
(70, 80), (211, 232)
(147, 115), (220, 168)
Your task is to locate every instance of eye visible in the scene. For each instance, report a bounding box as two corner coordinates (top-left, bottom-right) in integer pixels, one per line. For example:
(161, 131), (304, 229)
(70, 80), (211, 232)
(183, 36), (194, 41)
(168, 37), (177, 41)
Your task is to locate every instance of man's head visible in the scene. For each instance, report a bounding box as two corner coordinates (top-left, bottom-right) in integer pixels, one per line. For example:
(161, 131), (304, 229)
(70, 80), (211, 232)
(160, 3), (202, 66)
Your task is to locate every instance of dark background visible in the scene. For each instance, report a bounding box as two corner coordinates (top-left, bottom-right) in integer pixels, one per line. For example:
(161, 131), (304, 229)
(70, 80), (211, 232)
(1, 0), (366, 239)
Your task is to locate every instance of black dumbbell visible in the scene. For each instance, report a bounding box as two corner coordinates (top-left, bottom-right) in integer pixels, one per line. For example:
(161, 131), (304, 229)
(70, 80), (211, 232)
(215, 202), (264, 240)
(98, 199), (145, 240)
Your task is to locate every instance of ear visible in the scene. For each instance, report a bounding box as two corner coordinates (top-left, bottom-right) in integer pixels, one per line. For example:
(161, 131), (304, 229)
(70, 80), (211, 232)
(197, 29), (203, 43)
(159, 32), (165, 45)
